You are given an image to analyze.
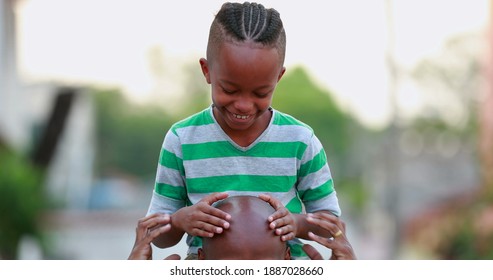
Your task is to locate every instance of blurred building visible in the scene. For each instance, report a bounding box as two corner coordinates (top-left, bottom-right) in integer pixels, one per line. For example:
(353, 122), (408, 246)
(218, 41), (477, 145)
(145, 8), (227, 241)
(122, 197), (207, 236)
(1, 0), (97, 209)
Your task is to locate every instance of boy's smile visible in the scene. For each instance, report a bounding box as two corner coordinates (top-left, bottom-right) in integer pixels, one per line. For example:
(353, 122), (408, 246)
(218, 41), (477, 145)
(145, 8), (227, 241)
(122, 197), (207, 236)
(200, 42), (285, 146)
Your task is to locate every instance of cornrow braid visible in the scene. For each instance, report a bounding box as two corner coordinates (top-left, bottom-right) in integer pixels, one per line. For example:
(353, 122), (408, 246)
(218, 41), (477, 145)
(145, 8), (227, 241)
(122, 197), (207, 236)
(207, 1), (286, 64)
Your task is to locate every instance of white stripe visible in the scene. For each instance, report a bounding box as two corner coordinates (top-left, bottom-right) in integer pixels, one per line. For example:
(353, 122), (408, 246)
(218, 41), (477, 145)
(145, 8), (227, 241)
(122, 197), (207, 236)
(184, 156), (297, 178)
(297, 165), (332, 192)
(175, 121), (313, 145)
(162, 130), (182, 158)
(304, 191), (341, 216)
(300, 135), (324, 165)
(155, 164), (184, 187)
(263, 124), (313, 144)
(175, 123), (223, 144)
(146, 191), (185, 215)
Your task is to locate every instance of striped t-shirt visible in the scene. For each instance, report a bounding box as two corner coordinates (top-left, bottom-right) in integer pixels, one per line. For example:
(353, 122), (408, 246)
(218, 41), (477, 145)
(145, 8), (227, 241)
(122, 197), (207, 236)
(147, 105), (341, 259)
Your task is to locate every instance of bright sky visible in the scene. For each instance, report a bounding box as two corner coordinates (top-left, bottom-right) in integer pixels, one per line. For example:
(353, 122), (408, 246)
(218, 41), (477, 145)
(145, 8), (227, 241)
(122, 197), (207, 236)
(15, 0), (489, 129)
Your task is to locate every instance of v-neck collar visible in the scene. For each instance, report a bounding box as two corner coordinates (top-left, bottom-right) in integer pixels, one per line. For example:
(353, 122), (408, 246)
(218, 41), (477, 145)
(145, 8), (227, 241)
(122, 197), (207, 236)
(209, 105), (275, 152)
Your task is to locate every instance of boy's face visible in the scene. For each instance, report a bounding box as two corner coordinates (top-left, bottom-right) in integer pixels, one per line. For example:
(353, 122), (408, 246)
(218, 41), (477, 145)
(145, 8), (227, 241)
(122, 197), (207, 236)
(200, 42), (285, 136)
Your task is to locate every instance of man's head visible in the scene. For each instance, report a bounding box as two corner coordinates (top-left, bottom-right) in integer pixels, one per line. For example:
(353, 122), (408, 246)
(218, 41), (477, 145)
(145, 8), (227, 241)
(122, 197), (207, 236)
(198, 195), (291, 260)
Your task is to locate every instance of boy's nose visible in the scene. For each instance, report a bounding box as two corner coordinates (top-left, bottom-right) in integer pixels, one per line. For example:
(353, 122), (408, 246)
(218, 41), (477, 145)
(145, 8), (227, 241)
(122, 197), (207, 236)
(234, 96), (254, 112)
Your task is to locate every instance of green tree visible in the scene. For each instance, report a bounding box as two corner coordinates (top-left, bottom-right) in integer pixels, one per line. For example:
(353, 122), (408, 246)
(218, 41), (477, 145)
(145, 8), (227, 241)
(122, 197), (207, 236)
(273, 66), (369, 211)
(407, 32), (491, 259)
(0, 144), (45, 259)
(92, 88), (175, 183)
(273, 67), (351, 170)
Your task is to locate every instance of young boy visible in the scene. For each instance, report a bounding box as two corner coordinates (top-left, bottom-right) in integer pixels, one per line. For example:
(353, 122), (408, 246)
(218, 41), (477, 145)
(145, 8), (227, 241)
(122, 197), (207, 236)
(146, 1), (341, 259)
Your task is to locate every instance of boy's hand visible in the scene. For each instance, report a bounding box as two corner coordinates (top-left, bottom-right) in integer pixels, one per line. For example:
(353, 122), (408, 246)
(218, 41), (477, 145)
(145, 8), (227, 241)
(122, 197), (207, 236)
(258, 194), (297, 241)
(171, 192), (231, 238)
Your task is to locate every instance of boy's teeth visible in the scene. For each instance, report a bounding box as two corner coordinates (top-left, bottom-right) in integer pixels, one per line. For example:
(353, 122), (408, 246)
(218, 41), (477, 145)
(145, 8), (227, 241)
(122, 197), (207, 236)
(233, 113), (248, 119)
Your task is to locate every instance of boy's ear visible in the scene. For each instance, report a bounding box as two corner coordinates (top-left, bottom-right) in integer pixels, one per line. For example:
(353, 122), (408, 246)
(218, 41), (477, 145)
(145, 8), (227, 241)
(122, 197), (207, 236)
(277, 66), (286, 82)
(199, 58), (211, 84)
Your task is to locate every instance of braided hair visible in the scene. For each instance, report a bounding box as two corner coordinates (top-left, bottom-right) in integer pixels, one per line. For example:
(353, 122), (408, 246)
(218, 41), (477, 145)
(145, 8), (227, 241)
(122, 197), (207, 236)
(207, 2), (286, 64)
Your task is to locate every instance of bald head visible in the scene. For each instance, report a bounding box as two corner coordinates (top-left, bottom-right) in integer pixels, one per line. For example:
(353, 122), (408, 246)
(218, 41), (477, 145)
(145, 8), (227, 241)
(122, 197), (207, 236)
(198, 195), (290, 260)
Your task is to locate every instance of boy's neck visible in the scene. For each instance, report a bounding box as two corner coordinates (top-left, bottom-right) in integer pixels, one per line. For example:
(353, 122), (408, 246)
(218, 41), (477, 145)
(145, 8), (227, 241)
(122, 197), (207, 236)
(213, 106), (273, 148)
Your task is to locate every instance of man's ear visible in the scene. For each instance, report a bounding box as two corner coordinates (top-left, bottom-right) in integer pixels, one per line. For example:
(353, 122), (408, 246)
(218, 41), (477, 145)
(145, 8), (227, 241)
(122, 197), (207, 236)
(199, 58), (211, 84)
(198, 248), (206, 260)
(277, 66), (286, 82)
(284, 246), (291, 260)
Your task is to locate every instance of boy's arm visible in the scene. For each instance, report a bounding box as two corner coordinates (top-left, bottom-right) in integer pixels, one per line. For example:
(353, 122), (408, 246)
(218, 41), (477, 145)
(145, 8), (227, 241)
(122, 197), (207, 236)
(151, 223), (186, 248)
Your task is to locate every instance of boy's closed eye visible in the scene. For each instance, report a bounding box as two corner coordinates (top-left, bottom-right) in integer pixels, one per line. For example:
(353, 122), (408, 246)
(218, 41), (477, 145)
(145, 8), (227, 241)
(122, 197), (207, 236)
(253, 91), (271, 98)
(221, 86), (237, 94)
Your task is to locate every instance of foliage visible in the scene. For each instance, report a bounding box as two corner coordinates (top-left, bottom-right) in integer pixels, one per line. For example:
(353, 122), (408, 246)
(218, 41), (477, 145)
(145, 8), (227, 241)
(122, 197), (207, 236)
(403, 32), (489, 259)
(0, 147), (45, 259)
(273, 66), (369, 211)
(273, 67), (351, 173)
(91, 88), (176, 183)
(413, 199), (493, 259)
(411, 32), (481, 134)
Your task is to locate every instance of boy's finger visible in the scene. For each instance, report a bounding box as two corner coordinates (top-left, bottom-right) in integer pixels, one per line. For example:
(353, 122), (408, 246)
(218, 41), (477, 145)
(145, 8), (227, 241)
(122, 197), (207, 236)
(280, 232), (295, 242)
(202, 204), (232, 224)
(191, 227), (215, 238)
(201, 192), (229, 205)
(258, 193), (283, 210)
(274, 223), (293, 235)
(200, 211), (231, 229)
(269, 212), (290, 228)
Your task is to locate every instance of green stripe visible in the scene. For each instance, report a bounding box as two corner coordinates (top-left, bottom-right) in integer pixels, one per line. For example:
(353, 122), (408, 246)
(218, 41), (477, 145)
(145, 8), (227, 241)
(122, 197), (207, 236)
(298, 179), (334, 202)
(273, 112), (312, 130)
(155, 183), (186, 200)
(288, 242), (308, 259)
(159, 149), (184, 175)
(187, 175), (296, 193)
(299, 149), (327, 177)
(191, 236), (203, 248)
(285, 197), (303, 214)
(182, 141), (307, 160)
(170, 108), (214, 134)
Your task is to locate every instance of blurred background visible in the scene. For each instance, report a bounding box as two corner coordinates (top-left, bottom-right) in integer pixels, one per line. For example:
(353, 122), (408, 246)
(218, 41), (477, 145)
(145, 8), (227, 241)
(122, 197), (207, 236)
(1, 0), (492, 260)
